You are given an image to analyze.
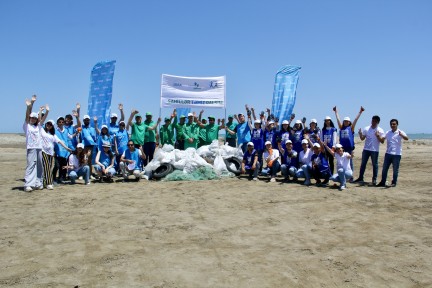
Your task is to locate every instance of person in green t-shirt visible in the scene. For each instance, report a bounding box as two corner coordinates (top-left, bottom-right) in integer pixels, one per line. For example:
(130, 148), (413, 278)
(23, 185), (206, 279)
(196, 110), (226, 146)
(143, 112), (161, 166)
(183, 112), (200, 149)
(159, 111), (176, 146)
(173, 110), (186, 150)
(225, 114), (238, 147)
(198, 118), (207, 148)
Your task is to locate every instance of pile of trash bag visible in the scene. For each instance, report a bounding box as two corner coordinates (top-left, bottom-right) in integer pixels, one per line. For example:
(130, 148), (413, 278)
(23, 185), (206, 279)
(145, 140), (243, 181)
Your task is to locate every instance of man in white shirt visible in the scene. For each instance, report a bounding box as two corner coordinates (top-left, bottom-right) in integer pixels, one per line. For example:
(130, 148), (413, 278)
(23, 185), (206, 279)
(376, 119), (409, 187)
(354, 115), (385, 185)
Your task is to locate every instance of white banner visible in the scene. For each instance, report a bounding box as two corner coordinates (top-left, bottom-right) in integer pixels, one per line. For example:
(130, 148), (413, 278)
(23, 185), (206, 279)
(160, 74), (226, 108)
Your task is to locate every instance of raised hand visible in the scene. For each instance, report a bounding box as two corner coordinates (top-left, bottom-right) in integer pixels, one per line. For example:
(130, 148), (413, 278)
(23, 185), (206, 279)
(333, 106), (337, 112)
(31, 95), (37, 103)
(118, 103), (123, 110)
(72, 110), (78, 117)
(93, 116), (98, 122)
(360, 106), (365, 112)
(76, 103), (80, 110)
(45, 104), (50, 112)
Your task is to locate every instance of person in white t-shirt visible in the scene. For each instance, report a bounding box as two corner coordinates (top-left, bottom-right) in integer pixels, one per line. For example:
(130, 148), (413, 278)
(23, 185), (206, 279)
(262, 141), (280, 182)
(324, 143), (353, 190)
(23, 95), (46, 192)
(353, 115), (385, 185)
(295, 139), (313, 185)
(40, 114), (72, 190)
(376, 119), (409, 187)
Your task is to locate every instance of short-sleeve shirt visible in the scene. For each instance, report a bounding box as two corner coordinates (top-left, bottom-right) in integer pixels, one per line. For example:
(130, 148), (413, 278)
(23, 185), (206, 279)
(23, 122), (42, 149)
(362, 125), (385, 152)
(385, 129), (406, 155)
(243, 149), (257, 169)
(130, 122), (146, 146)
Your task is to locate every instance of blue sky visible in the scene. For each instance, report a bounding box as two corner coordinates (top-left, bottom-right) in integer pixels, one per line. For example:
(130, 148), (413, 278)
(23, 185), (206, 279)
(1, 0), (430, 133)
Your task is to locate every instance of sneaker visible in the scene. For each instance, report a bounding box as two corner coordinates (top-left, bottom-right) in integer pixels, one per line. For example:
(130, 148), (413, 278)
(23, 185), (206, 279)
(376, 182), (386, 187)
(141, 175), (149, 180)
(353, 178), (363, 183)
(24, 186), (33, 192)
(47, 185), (54, 190)
(339, 185), (346, 191)
(90, 175), (96, 180)
(270, 177), (276, 182)
(78, 176), (83, 180)
(253, 177), (258, 181)
(36, 186), (43, 190)
(304, 180), (311, 186)
(372, 180), (377, 186)
(85, 182), (91, 185)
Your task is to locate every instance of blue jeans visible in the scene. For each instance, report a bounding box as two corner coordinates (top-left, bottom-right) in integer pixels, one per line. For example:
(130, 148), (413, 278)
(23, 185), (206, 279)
(330, 168), (353, 187)
(281, 164), (297, 179)
(269, 161), (281, 177)
(358, 150), (379, 182)
(69, 165), (90, 184)
(296, 164), (311, 181)
(380, 153), (401, 185)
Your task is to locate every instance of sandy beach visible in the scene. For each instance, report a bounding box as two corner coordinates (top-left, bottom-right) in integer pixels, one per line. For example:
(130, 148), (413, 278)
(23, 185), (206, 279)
(0, 134), (431, 287)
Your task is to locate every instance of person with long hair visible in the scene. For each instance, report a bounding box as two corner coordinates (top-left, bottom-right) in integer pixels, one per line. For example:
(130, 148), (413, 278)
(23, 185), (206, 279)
(64, 143), (90, 185)
(263, 141), (281, 182)
(93, 142), (116, 182)
(323, 143), (353, 191)
(321, 116), (337, 175)
(39, 112), (72, 190)
(333, 106), (364, 172)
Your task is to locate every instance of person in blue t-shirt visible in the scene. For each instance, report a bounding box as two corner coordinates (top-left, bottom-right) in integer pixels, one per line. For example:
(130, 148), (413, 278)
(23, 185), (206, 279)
(108, 103), (125, 136)
(278, 139), (299, 182)
(309, 136), (331, 186)
(289, 120), (304, 154)
(120, 140), (147, 181)
(81, 115), (99, 176)
(93, 142), (116, 182)
(241, 142), (260, 180)
(226, 109), (251, 153)
(248, 119), (264, 172)
(114, 120), (129, 172)
(321, 116), (338, 174)
(334, 106), (364, 172)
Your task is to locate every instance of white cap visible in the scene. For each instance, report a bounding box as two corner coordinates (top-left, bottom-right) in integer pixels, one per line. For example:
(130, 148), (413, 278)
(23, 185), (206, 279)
(77, 143), (84, 149)
(343, 117), (351, 122)
(295, 120), (302, 124)
(301, 139), (308, 144)
(47, 119), (55, 125)
(282, 120), (289, 125)
(335, 144), (343, 149)
(102, 141), (111, 148)
(268, 120), (275, 125)
(101, 125), (108, 130)
(83, 115), (90, 120)
(187, 113), (193, 117)
(325, 116), (331, 120)
(29, 112), (38, 118)
(265, 141), (272, 145)
(119, 120), (125, 125)
(310, 119), (317, 124)
(313, 143), (321, 148)
(247, 142), (254, 146)
(285, 139), (292, 144)
(110, 113), (118, 118)
(254, 119), (261, 124)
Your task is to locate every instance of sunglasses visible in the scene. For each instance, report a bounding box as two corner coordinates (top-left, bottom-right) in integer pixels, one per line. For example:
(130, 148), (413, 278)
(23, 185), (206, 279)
(128, 144), (134, 146)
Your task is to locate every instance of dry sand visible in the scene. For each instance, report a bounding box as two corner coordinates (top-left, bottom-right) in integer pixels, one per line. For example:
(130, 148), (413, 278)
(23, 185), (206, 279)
(0, 134), (431, 287)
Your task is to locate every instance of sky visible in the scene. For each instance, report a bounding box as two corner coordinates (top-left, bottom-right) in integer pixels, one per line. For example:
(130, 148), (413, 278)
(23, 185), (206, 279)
(1, 0), (431, 133)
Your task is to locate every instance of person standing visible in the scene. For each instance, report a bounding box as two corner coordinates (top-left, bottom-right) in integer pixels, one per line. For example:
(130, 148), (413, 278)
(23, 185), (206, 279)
(321, 116), (338, 175)
(226, 105), (252, 152)
(81, 115), (99, 176)
(40, 115), (72, 190)
(248, 119), (265, 172)
(225, 115), (237, 147)
(183, 113), (200, 149)
(108, 103), (125, 136)
(376, 119), (409, 187)
(159, 112), (176, 146)
(174, 113), (186, 150)
(143, 112), (161, 166)
(23, 95), (44, 192)
(334, 106), (364, 171)
(196, 111), (225, 145)
(354, 115), (385, 185)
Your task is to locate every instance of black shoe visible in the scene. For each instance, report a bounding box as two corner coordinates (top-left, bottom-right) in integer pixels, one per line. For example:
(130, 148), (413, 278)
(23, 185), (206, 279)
(372, 180), (377, 186)
(353, 178), (363, 183)
(376, 182), (386, 187)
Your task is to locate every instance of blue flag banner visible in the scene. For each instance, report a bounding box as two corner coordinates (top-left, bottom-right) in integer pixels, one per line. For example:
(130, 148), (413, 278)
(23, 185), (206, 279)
(271, 65), (301, 122)
(175, 107), (191, 118)
(88, 60), (116, 126)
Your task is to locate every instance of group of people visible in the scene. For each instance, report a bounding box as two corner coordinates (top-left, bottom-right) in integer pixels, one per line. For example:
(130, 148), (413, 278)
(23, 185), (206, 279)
(23, 95), (408, 192)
